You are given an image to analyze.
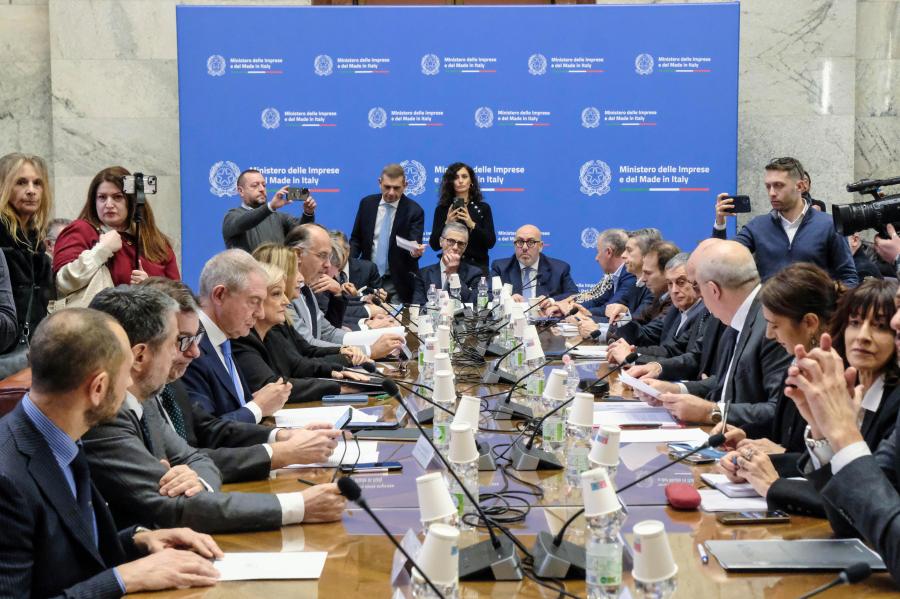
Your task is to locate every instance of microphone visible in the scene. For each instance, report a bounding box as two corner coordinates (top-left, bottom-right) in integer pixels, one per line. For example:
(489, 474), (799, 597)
(381, 378), (523, 581)
(481, 340), (524, 385)
(372, 296), (426, 346)
(581, 352), (638, 394)
(338, 477), (446, 597)
(530, 431), (727, 579)
(509, 352), (638, 471)
(392, 378), (453, 426)
(797, 562), (871, 599)
(498, 328), (602, 421)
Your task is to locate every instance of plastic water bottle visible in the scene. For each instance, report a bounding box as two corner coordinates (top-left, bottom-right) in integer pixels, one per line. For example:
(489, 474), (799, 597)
(411, 577), (459, 599)
(634, 577), (678, 599)
(446, 459), (478, 532)
(586, 510), (626, 598)
(477, 277), (489, 311)
(563, 355), (580, 397)
(426, 284), (438, 317)
(432, 399), (455, 455)
(565, 421), (593, 485)
(541, 401), (565, 456)
(525, 359), (545, 414)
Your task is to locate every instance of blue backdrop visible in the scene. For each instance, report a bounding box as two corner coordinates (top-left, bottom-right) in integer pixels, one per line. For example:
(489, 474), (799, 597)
(176, 4), (739, 288)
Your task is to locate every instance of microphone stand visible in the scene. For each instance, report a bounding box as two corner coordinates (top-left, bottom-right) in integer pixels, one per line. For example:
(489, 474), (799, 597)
(382, 379), (523, 581)
(530, 432), (726, 579)
(481, 340), (524, 385)
(393, 378), (450, 426)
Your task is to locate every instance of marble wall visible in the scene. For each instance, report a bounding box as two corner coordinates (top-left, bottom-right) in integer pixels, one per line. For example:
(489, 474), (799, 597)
(0, 0), (897, 263)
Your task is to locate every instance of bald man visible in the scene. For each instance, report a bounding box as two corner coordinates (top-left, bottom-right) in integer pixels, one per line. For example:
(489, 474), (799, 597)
(637, 240), (791, 438)
(490, 224), (578, 301)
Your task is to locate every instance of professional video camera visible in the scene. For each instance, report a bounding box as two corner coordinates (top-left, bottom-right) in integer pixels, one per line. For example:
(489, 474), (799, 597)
(833, 175), (900, 237)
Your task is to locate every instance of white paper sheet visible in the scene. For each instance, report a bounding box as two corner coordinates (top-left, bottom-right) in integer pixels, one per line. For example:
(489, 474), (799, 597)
(395, 236), (419, 251)
(618, 370), (661, 399)
(343, 326), (406, 347)
(214, 552), (328, 581)
(593, 404), (677, 427)
(619, 427), (708, 444)
(700, 473), (761, 498)
(284, 440), (380, 469)
(569, 345), (608, 358)
(274, 406), (353, 428)
(698, 489), (768, 512)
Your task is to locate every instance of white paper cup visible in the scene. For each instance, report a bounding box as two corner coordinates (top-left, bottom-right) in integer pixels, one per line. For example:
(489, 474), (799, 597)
(409, 304), (420, 324)
(524, 324), (539, 341)
(436, 325), (452, 352)
(448, 273), (461, 290)
(433, 370), (456, 403)
(434, 352), (452, 374)
(416, 472), (457, 524)
(568, 392), (594, 427)
(412, 523), (459, 586)
(502, 282), (513, 297)
(492, 276), (502, 294)
(452, 395), (480, 432)
(448, 422), (478, 463)
(580, 467), (620, 517)
(512, 316), (526, 338)
(542, 369), (568, 402)
(423, 336), (437, 363)
(589, 425), (621, 468)
(631, 520), (678, 583)
(524, 336), (544, 362)
(419, 316), (434, 338)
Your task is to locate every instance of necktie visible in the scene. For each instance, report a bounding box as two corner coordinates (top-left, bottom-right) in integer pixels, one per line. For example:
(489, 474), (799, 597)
(138, 414), (156, 455)
(576, 273), (613, 303)
(522, 266), (535, 299)
(71, 446), (97, 547)
(374, 203), (394, 276)
(301, 285), (319, 337)
(159, 385), (187, 440)
(220, 339), (246, 405)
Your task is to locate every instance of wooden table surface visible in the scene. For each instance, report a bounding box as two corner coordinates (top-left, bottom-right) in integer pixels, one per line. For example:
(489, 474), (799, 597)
(129, 332), (899, 598)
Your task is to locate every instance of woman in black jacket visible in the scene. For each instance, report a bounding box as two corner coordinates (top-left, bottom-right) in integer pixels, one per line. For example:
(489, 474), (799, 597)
(0, 153), (54, 345)
(233, 263), (369, 403)
(428, 162), (495, 275)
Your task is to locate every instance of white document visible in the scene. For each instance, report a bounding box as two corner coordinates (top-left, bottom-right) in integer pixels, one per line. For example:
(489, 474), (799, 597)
(395, 236), (419, 251)
(593, 404), (677, 427)
(284, 440), (380, 469)
(273, 406), (352, 429)
(618, 370), (661, 399)
(343, 326), (406, 347)
(569, 345), (608, 358)
(699, 489), (768, 512)
(214, 552), (328, 581)
(619, 427), (708, 444)
(701, 473), (761, 498)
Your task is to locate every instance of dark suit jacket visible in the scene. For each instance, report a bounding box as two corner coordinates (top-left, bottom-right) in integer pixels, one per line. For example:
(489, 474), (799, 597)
(0, 404), (140, 599)
(349, 258), (382, 290)
(637, 302), (707, 359)
(623, 284), (654, 317)
(349, 194), (424, 303)
(582, 268), (637, 318)
(658, 313), (728, 384)
(180, 334), (256, 423)
(490, 253), (578, 301)
(169, 380), (272, 484)
(612, 297), (673, 347)
(232, 327), (340, 404)
(429, 200), (496, 274)
(412, 259), (483, 305)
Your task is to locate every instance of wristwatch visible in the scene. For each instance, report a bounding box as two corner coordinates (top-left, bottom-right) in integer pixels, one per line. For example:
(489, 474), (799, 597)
(709, 405), (722, 424)
(803, 424), (831, 451)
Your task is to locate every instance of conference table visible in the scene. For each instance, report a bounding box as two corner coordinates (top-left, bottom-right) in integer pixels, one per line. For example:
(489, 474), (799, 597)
(131, 327), (898, 598)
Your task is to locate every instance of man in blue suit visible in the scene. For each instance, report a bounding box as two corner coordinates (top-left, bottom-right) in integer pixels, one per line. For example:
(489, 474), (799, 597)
(0, 308), (220, 598)
(181, 250), (292, 423)
(349, 163), (426, 304)
(491, 224), (578, 301)
(412, 222), (483, 305)
(554, 228), (635, 319)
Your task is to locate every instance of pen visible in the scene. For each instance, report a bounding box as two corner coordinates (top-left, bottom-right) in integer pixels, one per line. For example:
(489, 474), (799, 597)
(697, 543), (709, 565)
(297, 478), (318, 486)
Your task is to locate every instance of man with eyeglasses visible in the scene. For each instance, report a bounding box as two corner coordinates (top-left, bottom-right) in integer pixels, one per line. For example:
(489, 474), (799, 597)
(712, 156), (858, 286)
(412, 222), (483, 305)
(491, 224), (578, 302)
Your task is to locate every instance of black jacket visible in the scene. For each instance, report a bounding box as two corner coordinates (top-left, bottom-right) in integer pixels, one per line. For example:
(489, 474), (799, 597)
(429, 200), (496, 274)
(0, 225), (52, 343)
(636, 303), (707, 360)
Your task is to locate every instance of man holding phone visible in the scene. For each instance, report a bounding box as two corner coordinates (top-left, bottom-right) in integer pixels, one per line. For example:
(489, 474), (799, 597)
(711, 157), (858, 286)
(223, 168), (317, 252)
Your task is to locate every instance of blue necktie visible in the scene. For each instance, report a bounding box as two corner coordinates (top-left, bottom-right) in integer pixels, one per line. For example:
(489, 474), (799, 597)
(522, 266), (535, 299)
(374, 202), (394, 276)
(71, 445), (98, 547)
(220, 339), (246, 405)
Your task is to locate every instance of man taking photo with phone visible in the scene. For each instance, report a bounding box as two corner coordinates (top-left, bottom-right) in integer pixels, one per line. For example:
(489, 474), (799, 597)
(712, 157), (858, 287)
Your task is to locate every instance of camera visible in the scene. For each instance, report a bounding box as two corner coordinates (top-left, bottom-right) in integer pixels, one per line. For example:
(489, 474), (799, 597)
(832, 176), (900, 237)
(121, 174), (157, 195)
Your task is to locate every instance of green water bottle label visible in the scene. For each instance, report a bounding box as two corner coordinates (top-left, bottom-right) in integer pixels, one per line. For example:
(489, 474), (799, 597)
(434, 423), (449, 444)
(543, 418), (565, 442)
(586, 543), (622, 586)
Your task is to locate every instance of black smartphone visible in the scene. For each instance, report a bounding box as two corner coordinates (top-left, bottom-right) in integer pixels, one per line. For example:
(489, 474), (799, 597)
(724, 194), (751, 213)
(716, 510), (791, 525)
(340, 461), (403, 473)
(343, 421), (400, 432)
(451, 197), (465, 211)
(286, 187), (310, 202)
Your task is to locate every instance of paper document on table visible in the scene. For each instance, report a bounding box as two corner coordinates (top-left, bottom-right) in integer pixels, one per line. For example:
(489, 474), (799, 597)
(343, 326), (406, 347)
(619, 427), (708, 444)
(569, 345), (608, 358)
(214, 552), (328, 580)
(618, 370), (661, 399)
(274, 405), (353, 428)
(395, 236), (419, 251)
(593, 404), (677, 427)
(701, 473), (761, 498)
(284, 440), (380, 469)
(699, 489), (768, 512)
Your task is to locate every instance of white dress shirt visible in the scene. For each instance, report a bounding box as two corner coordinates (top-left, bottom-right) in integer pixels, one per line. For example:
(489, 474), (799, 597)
(717, 285), (761, 412)
(198, 310), (263, 423)
(779, 201), (809, 244)
(371, 197), (400, 270)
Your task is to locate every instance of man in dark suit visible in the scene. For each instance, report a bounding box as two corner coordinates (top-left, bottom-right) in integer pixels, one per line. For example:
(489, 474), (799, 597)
(329, 230), (384, 328)
(349, 163), (426, 304)
(491, 224), (578, 301)
(0, 308), (220, 598)
(83, 286), (346, 534)
(652, 240), (792, 439)
(412, 222), (483, 305)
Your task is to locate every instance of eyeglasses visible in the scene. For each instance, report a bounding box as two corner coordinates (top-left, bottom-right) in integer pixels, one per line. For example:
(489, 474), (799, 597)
(514, 239), (541, 249)
(176, 330), (205, 352)
(441, 237), (468, 249)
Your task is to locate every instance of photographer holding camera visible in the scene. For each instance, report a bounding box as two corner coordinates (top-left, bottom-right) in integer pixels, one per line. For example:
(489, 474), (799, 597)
(833, 176), (900, 277)
(53, 166), (179, 308)
(222, 169), (316, 253)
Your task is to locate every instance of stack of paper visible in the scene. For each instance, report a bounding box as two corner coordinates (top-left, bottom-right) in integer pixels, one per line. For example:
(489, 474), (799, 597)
(698, 488), (768, 512)
(593, 402), (678, 427)
(569, 345), (608, 359)
(273, 406), (380, 429)
(618, 371), (661, 399)
(214, 552), (328, 580)
(343, 326), (406, 347)
(701, 473), (762, 498)
(619, 427), (708, 444)
(284, 440), (380, 469)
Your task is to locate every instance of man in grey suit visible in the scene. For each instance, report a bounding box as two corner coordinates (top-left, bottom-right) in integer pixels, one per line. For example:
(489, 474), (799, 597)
(285, 223), (405, 359)
(82, 286), (346, 534)
(140, 277), (344, 484)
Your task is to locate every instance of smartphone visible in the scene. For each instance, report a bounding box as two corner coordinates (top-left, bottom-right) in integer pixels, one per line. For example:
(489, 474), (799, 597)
(724, 194), (751, 213)
(451, 197), (465, 211)
(716, 510), (791, 525)
(322, 394), (370, 404)
(286, 187), (310, 202)
(340, 461), (403, 473)
(343, 421), (400, 432)
(668, 442), (726, 462)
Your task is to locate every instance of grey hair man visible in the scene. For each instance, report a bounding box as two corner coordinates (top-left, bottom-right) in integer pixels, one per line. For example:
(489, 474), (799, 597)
(411, 221), (482, 305)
